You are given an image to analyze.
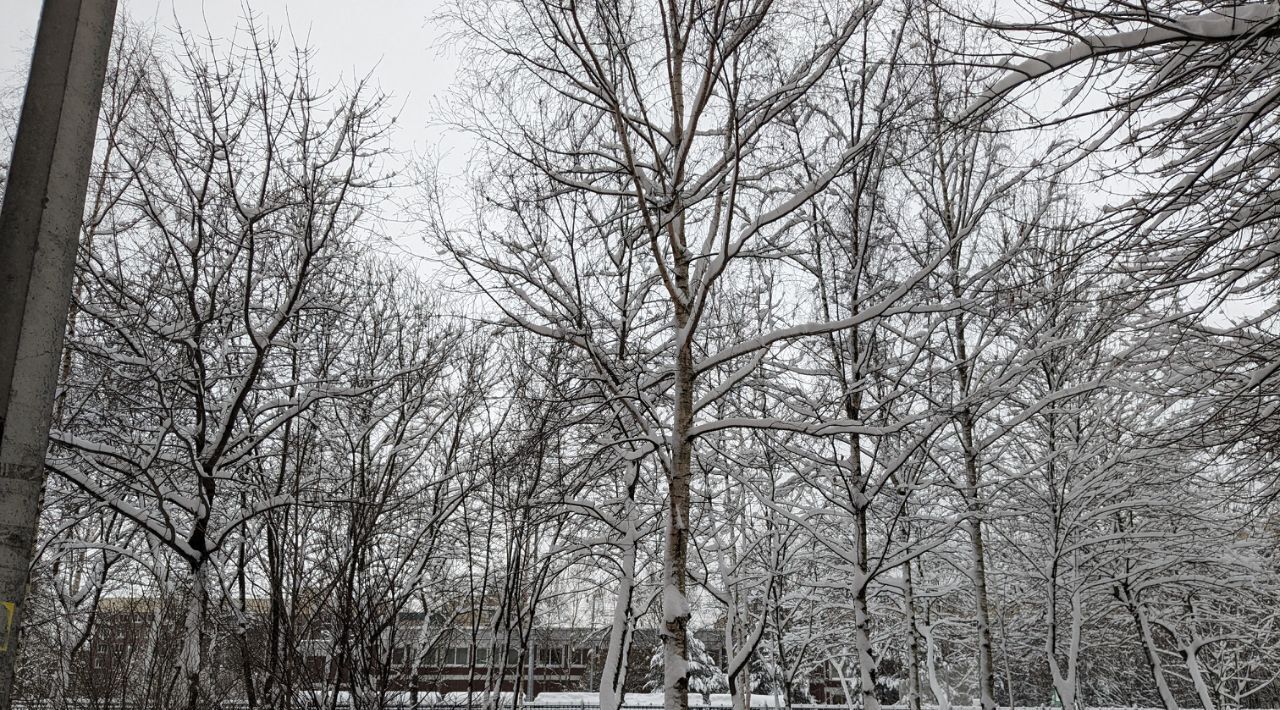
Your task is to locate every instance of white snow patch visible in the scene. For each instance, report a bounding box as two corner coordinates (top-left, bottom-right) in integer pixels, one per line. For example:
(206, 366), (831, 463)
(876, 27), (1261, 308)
(663, 585), (691, 622)
(530, 693), (784, 707)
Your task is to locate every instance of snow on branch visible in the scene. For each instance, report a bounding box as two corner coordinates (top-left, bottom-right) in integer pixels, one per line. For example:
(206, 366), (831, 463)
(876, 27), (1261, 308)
(964, 3), (1280, 120)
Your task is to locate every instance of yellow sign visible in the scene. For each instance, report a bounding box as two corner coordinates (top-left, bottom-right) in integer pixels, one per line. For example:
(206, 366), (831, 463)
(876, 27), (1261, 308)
(0, 601), (14, 652)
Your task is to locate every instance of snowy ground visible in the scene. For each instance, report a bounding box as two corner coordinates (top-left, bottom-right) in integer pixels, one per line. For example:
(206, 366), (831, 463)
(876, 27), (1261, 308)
(14, 697), (1255, 710)
(531, 693), (787, 707)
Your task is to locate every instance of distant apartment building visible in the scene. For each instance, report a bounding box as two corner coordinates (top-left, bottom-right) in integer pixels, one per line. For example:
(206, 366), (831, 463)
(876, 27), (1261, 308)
(73, 598), (845, 704)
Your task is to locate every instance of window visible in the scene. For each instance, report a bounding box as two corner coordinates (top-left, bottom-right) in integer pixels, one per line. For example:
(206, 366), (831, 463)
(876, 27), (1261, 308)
(424, 647), (445, 670)
(537, 645), (564, 666)
(445, 647), (470, 666)
(300, 639), (331, 660)
(475, 647), (490, 666)
(571, 648), (589, 666)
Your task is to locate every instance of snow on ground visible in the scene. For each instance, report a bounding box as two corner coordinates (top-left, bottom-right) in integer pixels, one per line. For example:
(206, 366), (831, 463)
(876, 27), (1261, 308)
(294, 690), (521, 707)
(530, 693), (785, 707)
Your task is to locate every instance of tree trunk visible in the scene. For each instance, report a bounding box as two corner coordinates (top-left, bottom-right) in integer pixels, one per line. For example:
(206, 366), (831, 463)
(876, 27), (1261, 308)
(952, 278), (995, 710)
(851, 584), (879, 710)
(902, 560), (923, 710)
(1119, 584), (1178, 710)
(237, 533), (258, 710)
(663, 328), (694, 710)
(180, 564), (209, 710)
(920, 622), (951, 710)
(1046, 591), (1082, 710)
(599, 533), (638, 710)
(960, 419), (995, 710)
(1183, 642), (1217, 710)
(967, 513), (996, 710)
(852, 507), (880, 710)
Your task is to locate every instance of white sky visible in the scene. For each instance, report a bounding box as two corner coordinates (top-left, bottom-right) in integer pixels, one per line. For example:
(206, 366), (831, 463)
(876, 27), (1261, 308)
(0, 1), (1267, 326)
(1, 0), (457, 145)
(0, 0), (462, 260)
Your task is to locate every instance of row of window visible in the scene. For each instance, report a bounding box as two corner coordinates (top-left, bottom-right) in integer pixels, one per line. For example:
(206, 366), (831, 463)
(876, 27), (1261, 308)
(94, 640), (590, 669)
(391, 645), (590, 667)
(91, 643), (130, 668)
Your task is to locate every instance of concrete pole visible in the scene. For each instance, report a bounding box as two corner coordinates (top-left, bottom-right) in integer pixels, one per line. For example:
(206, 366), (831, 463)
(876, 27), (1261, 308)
(528, 638), (536, 702)
(0, 2), (117, 708)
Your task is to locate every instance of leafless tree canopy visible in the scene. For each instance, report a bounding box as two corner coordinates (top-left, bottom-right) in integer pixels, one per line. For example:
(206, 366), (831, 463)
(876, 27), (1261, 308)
(4, 3), (1280, 710)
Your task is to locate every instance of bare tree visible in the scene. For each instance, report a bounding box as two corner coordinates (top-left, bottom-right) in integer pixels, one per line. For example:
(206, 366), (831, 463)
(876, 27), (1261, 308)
(441, 2), (908, 709)
(960, 0), (1280, 494)
(45, 21), (393, 710)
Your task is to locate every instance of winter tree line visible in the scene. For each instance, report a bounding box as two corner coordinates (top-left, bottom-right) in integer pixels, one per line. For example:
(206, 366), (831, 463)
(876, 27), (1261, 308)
(1, 1), (1279, 709)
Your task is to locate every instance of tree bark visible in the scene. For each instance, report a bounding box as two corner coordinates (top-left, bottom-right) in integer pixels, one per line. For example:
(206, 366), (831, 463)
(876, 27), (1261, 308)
(920, 622), (951, 710)
(852, 506), (880, 710)
(902, 559), (923, 710)
(1118, 583), (1178, 710)
(958, 405), (995, 710)
(599, 502), (639, 710)
(179, 565), (209, 710)
(663, 326), (694, 710)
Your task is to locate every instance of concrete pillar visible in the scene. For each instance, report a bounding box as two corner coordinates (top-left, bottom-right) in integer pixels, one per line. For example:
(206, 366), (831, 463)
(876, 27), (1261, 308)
(528, 638), (536, 702)
(0, 2), (117, 708)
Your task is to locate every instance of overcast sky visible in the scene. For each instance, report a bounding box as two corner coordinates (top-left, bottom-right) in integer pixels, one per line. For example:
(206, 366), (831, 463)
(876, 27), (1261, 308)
(1, 0), (461, 259)
(1, 1), (456, 144)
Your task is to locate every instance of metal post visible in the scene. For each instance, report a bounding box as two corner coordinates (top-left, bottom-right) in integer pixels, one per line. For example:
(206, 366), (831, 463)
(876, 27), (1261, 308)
(528, 638), (536, 703)
(0, 2), (117, 707)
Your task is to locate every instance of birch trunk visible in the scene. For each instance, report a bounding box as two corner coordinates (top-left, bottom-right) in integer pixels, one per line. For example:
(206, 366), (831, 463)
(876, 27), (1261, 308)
(967, 517), (996, 710)
(179, 565), (209, 710)
(951, 229), (995, 710)
(663, 297), (694, 710)
(599, 559), (637, 710)
(851, 581), (880, 710)
(959, 416), (996, 710)
(921, 623), (951, 710)
(1046, 591), (1083, 710)
(600, 463), (643, 710)
(902, 560), (923, 710)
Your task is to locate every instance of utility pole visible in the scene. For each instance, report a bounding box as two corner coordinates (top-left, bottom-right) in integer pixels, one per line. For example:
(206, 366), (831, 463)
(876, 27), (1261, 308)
(0, 2), (117, 708)
(528, 638), (536, 701)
